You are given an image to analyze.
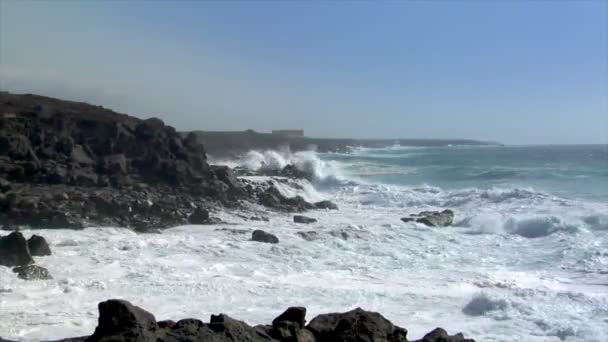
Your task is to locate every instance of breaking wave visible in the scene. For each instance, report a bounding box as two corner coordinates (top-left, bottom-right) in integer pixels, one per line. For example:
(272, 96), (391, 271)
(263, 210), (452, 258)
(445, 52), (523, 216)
(235, 149), (350, 186)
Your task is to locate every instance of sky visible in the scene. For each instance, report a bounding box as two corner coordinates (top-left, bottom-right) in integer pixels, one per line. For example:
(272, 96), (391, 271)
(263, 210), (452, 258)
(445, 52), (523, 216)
(0, 1), (606, 145)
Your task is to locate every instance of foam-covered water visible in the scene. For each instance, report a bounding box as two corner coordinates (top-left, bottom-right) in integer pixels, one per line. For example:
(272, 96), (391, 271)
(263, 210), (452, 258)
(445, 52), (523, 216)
(2, 145), (607, 341)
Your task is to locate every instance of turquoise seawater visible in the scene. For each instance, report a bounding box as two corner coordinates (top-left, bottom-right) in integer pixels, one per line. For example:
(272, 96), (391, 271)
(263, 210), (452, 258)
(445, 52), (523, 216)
(329, 145), (608, 201)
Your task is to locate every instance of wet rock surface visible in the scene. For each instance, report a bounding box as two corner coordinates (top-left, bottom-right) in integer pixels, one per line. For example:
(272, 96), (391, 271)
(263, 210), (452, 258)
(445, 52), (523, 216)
(27, 234), (52, 256)
(252, 229), (279, 244)
(401, 209), (455, 227)
(41, 300), (476, 342)
(0, 231), (34, 266)
(12, 264), (53, 280)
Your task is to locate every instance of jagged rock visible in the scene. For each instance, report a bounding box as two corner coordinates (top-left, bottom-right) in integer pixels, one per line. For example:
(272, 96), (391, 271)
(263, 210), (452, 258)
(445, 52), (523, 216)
(12, 265), (53, 280)
(0, 231), (34, 267)
(212, 165), (240, 189)
(307, 308), (408, 342)
(297, 231), (318, 241)
(273, 307), (307, 329)
(0, 93), (250, 230)
(7, 300), (477, 342)
(271, 307), (308, 341)
(188, 207), (210, 224)
(401, 209), (455, 227)
(87, 299), (158, 342)
(258, 186), (314, 212)
(208, 314), (276, 341)
(313, 201), (338, 210)
(279, 164), (313, 181)
(27, 234), (52, 256)
(414, 328), (475, 342)
(252, 230), (279, 244)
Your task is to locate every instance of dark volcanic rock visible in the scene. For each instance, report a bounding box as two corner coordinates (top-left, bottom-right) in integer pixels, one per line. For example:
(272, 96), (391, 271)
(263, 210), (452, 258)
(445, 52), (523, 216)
(414, 328), (475, 342)
(270, 307), (314, 342)
(0, 92), (249, 230)
(278, 164), (313, 181)
(27, 234), (52, 256)
(294, 215), (317, 224)
(12, 265), (53, 280)
(401, 209), (455, 227)
(307, 308), (408, 342)
(0, 231), (34, 266)
(87, 299), (158, 342)
(258, 186), (314, 212)
(188, 207), (210, 224)
(252, 230), (279, 244)
(16, 299), (477, 342)
(208, 314), (276, 341)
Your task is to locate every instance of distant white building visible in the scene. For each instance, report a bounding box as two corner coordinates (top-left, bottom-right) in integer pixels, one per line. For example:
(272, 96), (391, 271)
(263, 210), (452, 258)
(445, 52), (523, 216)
(271, 129), (304, 138)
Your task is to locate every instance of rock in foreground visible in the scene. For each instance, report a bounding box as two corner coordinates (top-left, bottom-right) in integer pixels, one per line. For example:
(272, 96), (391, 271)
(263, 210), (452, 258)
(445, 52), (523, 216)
(13, 265), (53, 280)
(40, 299), (476, 342)
(0, 231), (34, 266)
(401, 209), (455, 227)
(28, 234), (52, 256)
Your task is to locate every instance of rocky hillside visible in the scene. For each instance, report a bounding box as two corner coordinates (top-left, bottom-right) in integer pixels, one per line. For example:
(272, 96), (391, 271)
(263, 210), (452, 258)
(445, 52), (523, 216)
(0, 93), (255, 229)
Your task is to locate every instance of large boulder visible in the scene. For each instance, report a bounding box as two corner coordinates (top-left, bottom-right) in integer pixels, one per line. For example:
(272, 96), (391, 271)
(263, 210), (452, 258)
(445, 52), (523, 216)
(27, 234), (52, 256)
(401, 209), (454, 227)
(86, 299), (158, 342)
(252, 230), (279, 244)
(0, 231), (34, 267)
(13, 265), (53, 280)
(307, 308), (408, 342)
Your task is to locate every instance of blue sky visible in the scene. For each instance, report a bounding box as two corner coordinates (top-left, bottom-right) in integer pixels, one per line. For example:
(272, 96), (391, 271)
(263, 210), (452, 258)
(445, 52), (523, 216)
(1, 1), (606, 144)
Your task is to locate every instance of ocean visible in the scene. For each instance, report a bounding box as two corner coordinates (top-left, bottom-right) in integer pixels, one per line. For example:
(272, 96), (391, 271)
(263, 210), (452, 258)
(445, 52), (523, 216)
(1, 145), (607, 341)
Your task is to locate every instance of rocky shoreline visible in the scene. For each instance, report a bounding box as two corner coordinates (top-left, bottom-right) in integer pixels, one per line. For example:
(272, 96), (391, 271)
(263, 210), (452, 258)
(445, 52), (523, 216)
(0, 92), (335, 230)
(0, 92), (472, 342)
(0, 298), (475, 342)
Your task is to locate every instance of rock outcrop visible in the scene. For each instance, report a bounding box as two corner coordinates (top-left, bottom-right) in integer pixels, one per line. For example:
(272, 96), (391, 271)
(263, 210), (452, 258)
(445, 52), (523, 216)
(13, 265), (53, 280)
(307, 307), (408, 342)
(28, 234), (52, 256)
(0, 231), (34, 266)
(252, 230), (279, 244)
(0, 93), (339, 229)
(34, 299), (476, 342)
(401, 210), (455, 227)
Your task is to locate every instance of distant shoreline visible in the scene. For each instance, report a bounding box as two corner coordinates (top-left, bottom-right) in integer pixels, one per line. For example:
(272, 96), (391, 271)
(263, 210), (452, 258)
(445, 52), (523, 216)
(187, 130), (499, 158)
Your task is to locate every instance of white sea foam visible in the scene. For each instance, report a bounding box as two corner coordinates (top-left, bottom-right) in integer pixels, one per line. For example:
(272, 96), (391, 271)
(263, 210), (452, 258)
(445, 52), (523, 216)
(2, 148), (607, 342)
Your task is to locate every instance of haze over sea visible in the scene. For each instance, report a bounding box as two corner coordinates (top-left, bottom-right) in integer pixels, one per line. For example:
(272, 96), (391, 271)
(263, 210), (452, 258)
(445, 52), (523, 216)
(2, 144), (607, 342)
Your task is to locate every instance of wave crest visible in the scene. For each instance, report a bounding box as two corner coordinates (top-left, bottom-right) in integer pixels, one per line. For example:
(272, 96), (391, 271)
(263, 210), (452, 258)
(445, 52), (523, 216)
(237, 149), (348, 186)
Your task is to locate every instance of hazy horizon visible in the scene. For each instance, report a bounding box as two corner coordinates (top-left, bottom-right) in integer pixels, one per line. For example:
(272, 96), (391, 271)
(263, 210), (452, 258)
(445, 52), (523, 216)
(1, 1), (606, 145)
